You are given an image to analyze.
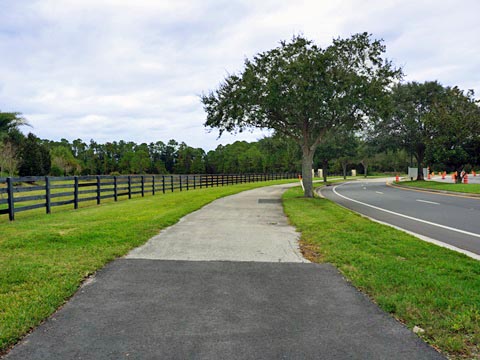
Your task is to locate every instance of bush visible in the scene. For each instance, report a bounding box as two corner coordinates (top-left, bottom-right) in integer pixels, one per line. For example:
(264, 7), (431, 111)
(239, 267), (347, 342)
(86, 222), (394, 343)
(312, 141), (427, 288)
(49, 165), (63, 176)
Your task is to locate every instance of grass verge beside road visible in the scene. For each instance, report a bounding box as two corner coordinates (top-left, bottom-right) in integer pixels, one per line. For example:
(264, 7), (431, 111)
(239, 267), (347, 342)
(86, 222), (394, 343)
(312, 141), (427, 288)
(0, 179), (294, 354)
(398, 180), (480, 194)
(283, 185), (480, 359)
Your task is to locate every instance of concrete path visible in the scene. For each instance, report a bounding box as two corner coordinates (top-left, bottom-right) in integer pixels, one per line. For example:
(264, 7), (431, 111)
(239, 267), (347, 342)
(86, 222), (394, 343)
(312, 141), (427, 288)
(127, 184), (306, 262)
(5, 184), (444, 359)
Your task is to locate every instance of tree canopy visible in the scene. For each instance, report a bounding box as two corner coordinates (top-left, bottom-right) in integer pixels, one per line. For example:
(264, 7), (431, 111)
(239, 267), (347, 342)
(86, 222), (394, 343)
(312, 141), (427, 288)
(373, 81), (446, 180)
(202, 33), (401, 196)
(0, 112), (29, 140)
(373, 81), (480, 181)
(425, 87), (480, 181)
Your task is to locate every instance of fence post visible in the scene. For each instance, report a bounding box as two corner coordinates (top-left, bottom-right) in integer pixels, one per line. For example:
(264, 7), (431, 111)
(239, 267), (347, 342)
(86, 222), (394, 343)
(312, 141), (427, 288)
(179, 175), (182, 191)
(128, 176), (132, 199)
(186, 175), (189, 190)
(45, 176), (51, 214)
(193, 175), (196, 189)
(200, 175), (202, 188)
(96, 176), (101, 204)
(162, 175), (165, 194)
(141, 175), (145, 197)
(114, 176), (118, 201)
(170, 176), (174, 192)
(152, 176), (155, 195)
(74, 176), (79, 209)
(7, 177), (14, 221)
(216, 175), (219, 187)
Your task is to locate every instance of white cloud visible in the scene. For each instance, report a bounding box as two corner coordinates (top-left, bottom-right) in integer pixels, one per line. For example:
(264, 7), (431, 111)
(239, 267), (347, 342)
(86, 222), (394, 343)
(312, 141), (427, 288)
(1, 0), (479, 150)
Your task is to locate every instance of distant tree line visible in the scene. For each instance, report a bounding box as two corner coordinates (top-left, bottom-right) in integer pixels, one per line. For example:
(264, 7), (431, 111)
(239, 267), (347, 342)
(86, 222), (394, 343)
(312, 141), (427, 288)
(0, 111), (422, 179)
(0, 117), (307, 177)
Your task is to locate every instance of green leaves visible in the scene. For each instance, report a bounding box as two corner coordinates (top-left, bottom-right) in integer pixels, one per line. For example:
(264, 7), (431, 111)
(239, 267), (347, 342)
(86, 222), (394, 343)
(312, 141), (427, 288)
(375, 81), (480, 175)
(202, 33), (401, 147)
(202, 33), (401, 196)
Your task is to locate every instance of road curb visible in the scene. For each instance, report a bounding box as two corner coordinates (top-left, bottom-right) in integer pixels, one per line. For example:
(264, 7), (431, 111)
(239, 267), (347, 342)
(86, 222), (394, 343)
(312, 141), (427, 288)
(389, 182), (480, 199)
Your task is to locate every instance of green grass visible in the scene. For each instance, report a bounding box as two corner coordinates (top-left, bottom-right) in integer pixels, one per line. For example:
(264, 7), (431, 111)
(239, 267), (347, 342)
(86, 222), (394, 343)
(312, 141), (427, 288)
(283, 186), (480, 359)
(0, 179), (294, 354)
(398, 180), (480, 194)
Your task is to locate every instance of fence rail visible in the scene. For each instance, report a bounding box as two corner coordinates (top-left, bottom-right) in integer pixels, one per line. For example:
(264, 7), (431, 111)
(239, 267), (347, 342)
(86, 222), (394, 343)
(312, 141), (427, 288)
(0, 173), (296, 221)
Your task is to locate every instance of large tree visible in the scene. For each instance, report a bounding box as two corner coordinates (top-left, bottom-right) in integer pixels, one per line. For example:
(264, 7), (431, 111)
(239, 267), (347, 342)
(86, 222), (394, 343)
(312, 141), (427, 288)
(202, 33), (400, 197)
(374, 81), (447, 180)
(425, 87), (480, 182)
(19, 133), (51, 176)
(315, 128), (359, 181)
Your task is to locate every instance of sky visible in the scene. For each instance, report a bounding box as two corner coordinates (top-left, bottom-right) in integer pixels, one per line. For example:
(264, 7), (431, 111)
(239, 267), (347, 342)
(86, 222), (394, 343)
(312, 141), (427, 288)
(1, 0), (479, 151)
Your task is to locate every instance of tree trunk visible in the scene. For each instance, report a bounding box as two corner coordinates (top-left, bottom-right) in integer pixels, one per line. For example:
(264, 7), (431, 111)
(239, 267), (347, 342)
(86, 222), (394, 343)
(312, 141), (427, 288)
(361, 161), (368, 178)
(301, 148), (315, 198)
(342, 162), (347, 180)
(416, 146), (425, 181)
(455, 168), (464, 184)
(416, 156), (424, 180)
(322, 160), (328, 183)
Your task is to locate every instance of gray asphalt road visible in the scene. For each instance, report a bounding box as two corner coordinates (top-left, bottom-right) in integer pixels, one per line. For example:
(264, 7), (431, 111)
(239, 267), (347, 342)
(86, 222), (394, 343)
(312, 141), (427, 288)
(321, 180), (480, 256)
(4, 184), (444, 359)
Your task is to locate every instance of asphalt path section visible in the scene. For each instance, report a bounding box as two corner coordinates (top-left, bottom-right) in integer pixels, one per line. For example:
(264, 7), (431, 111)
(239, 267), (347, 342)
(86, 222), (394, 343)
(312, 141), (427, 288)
(321, 179), (480, 256)
(5, 184), (444, 360)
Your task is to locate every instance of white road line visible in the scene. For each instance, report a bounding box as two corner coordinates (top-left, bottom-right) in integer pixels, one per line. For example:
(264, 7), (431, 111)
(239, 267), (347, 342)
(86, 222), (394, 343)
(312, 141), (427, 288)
(332, 183), (480, 239)
(352, 211), (480, 261)
(416, 199), (440, 205)
(376, 191), (384, 194)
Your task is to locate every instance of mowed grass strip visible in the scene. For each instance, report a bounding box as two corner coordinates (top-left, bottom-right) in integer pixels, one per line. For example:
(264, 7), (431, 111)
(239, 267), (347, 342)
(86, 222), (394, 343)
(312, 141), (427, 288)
(0, 179), (294, 353)
(283, 186), (480, 359)
(398, 180), (480, 194)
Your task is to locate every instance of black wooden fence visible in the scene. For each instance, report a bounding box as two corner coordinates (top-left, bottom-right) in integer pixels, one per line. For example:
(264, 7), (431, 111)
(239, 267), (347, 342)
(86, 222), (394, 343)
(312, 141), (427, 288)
(0, 173), (297, 221)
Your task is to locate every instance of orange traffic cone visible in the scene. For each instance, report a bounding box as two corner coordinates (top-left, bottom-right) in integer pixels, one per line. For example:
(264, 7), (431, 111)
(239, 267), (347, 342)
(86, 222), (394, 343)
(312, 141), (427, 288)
(473, 170), (477, 177)
(395, 174), (399, 182)
(427, 173), (431, 180)
(464, 173), (469, 184)
(441, 171), (445, 180)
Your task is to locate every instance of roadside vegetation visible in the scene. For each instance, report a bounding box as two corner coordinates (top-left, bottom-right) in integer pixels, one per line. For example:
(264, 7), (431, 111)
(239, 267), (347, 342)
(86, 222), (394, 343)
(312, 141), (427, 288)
(283, 185), (480, 359)
(0, 179), (294, 354)
(397, 180), (480, 194)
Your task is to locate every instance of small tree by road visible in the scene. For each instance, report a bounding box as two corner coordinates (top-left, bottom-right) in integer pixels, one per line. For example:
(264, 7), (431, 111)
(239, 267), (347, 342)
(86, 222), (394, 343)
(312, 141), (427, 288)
(202, 33), (401, 197)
